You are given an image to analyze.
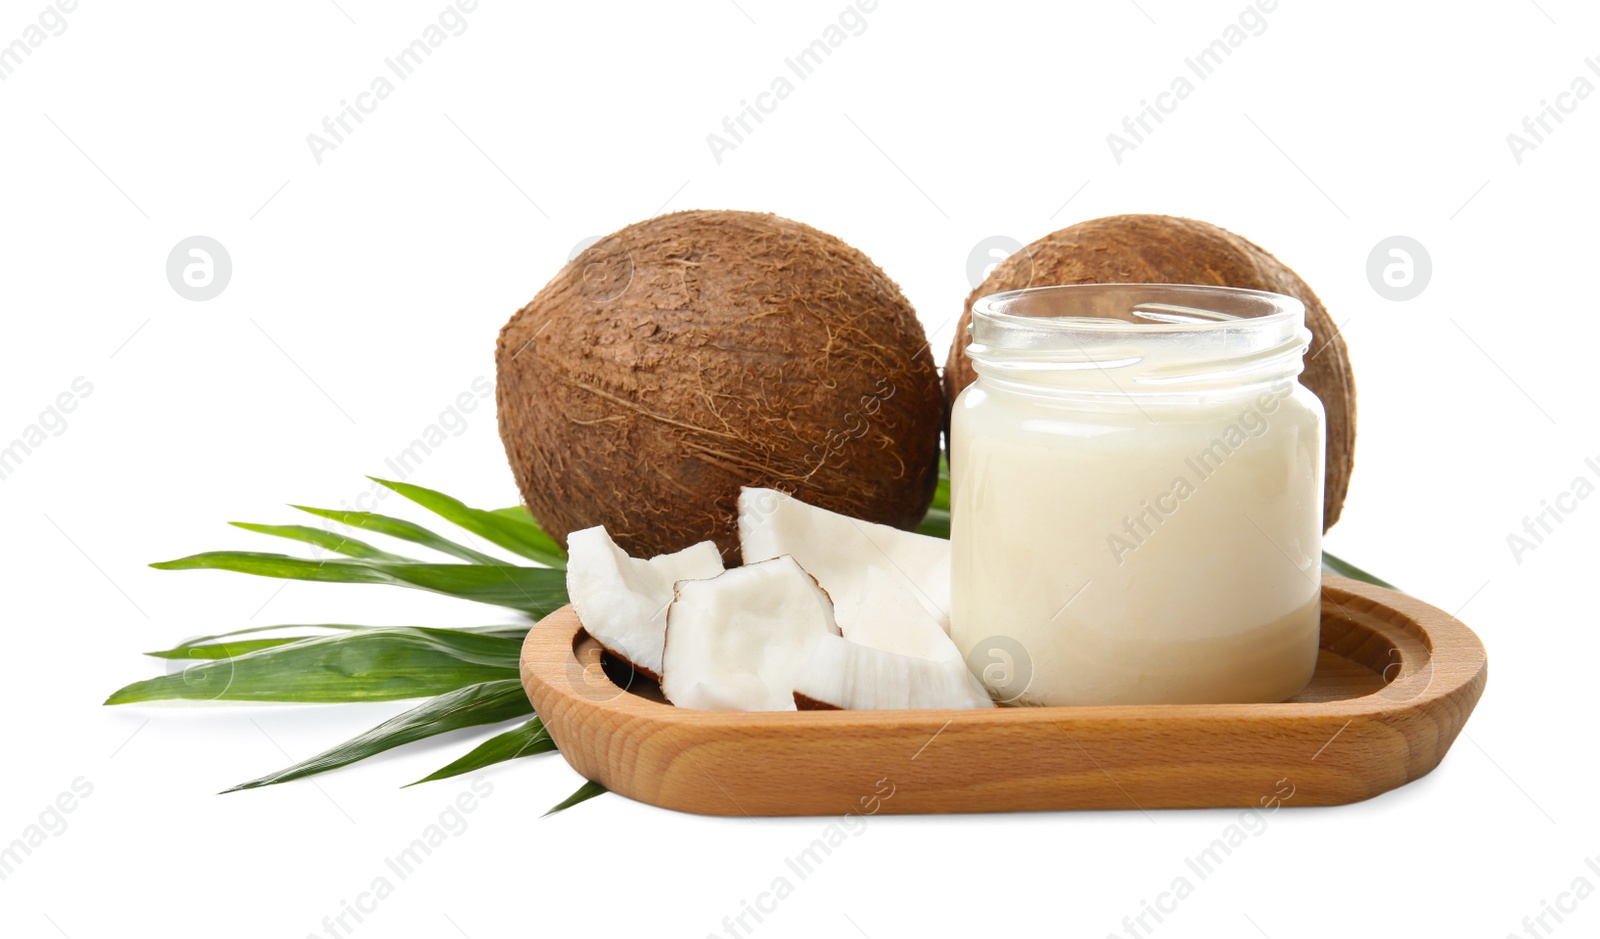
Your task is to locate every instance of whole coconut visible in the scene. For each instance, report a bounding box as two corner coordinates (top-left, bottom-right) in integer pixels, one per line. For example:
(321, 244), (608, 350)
(946, 215), (1356, 531)
(498, 210), (943, 563)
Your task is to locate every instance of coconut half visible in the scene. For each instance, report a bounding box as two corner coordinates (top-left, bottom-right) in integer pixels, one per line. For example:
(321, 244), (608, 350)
(793, 633), (994, 710)
(660, 556), (842, 711)
(738, 487), (952, 634)
(565, 526), (724, 680)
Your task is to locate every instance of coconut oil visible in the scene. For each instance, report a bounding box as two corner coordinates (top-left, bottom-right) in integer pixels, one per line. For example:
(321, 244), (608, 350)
(950, 284), (1324, 706)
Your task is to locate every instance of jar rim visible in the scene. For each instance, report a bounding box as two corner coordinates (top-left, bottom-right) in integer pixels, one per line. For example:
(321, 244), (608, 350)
(970, 283), (1305, 335)
(964, 283), (1311, 396)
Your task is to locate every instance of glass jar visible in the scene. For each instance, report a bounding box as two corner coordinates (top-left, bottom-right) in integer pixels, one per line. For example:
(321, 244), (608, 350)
(950, 284), (1325, 706)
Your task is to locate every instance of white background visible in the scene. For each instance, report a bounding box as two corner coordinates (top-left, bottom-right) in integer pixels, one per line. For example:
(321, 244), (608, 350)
(1, 0), (1594, 936)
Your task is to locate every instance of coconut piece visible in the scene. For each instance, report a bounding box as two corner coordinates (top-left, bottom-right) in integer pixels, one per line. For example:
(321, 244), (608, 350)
(793, 633), (994, 710)
(945, 214), (1356, 531)
(739, 487), (952, 634)
(843, 566), (964, 665)
(660, 556), (841, 712)
(496, 209), (945, 565)
(565, 526), (723, 680)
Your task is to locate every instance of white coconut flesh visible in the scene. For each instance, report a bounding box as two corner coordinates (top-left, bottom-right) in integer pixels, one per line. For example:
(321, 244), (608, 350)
(794, 633), (994, 710)
(564, 526), (723, 680)
(738, 487), (952, 635)
(660, 556), (841, 712)
(844, 566), (965, 665)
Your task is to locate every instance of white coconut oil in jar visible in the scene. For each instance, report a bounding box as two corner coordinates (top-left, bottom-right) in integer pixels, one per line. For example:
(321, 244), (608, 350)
(949, 284), (1325, 706)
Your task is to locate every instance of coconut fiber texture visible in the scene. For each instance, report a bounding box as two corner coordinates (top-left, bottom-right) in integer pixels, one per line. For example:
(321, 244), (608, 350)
(945, 214), (1356, 531)
(497, 210), (944, 563)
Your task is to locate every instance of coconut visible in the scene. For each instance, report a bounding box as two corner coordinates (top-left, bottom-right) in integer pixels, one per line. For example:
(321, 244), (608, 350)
(794, 567), (992, 710)
(841, 567), (963, 662)
(563, 526), (723, 680)
(497, 210), (945, 563)
(793, 634), (994, 711)
(945, 214), (1357, 531)
(738, 486), (951, 632)
(659, 556), (840, 712)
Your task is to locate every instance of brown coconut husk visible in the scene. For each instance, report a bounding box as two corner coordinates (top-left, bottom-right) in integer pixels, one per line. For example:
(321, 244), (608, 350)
(497, 210), (944, 563)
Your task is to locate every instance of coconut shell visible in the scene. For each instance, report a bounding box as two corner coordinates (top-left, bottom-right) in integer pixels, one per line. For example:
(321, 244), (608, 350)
(497, 210), (943, 563)
(944, 214), (1356, 531)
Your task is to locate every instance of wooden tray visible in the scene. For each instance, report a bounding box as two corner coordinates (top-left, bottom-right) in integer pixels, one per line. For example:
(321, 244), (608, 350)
(520, 576), (1487, 816)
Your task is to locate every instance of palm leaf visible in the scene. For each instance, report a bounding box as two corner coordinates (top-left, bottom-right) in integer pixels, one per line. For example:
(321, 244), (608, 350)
(147, 637), (309, 659)
(919, 456), (951, 535)
(107, 627), (523, 704)
(372, 478), (566, 568)
(931, 464), (950, 513)
(144, 623), (361, 659)
(545, 779), (608, 816)
(146, 622), (529, 659)
(149, 551), (566, 616)
(404, 717), (555, 787)
(222, 679), (533, 792)
(290, 505), (501, 565)
(229, 522), (413, 561)
(490, 506), (542, 527)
